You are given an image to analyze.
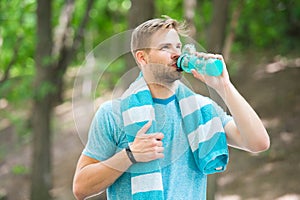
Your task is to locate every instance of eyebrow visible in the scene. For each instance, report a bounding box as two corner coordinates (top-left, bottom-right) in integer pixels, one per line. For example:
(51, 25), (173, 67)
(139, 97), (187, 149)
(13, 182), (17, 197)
(157, 42), (182, 48)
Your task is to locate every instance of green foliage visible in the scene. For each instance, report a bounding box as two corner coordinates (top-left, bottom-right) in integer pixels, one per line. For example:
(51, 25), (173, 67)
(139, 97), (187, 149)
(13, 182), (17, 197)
(11, 164), (29, 175)
(194, 0), (214, 46)
(72, 0), (131, 64)
(0, 76), (33, 103)
(234, 0), (300, 51)
(0, 0), (36, 77)
(1, 0), (299, 140)
(0, 0), (35, 107)
(0, 96), (31, 139)
(33, 81), (57, 101)
(155, 0), (183, 19)
(96, 58), (127, 96)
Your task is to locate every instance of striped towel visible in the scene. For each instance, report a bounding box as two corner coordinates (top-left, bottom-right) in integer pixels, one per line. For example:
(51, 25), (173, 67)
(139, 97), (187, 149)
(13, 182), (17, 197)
(121, 74), (229, 200)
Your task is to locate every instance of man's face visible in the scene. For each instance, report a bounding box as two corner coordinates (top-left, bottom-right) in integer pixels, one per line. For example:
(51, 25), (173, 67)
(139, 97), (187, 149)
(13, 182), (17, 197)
(143, 28), (183, 83)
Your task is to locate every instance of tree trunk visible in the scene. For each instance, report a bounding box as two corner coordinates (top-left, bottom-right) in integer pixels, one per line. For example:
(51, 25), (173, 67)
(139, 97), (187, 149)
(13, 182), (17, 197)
(184, 0), (197, 39)
(52, 0), (94, 105)
(206, 1), (230, 200)
(127, 0), (155, 69)
(31, 0), (53, 199)
(207, 0), (230, 53)
(52, 0), (75, 104)
(31, 74), (53, 200)
(128, 0), (154, 29)
(122, 0), (155, 89)
(31, 1), (95, 199)
(223, 1), (244, 61)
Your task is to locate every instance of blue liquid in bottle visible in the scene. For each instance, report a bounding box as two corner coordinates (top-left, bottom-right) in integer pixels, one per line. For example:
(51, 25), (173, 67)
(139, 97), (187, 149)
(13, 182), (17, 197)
(177, 44), (223, 76)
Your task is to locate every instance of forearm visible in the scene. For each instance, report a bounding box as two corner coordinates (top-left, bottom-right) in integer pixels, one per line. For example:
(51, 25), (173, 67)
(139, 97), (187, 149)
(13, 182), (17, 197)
(73, 149), (132, 200)
(218, 82), (270, 152)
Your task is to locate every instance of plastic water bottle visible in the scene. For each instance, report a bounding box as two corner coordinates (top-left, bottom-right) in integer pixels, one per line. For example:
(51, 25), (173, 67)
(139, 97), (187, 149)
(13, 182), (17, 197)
(176, 44), (223, 76)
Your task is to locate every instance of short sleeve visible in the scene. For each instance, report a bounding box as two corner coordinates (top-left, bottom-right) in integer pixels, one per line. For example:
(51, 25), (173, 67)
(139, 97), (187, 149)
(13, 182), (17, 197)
(82, 101), (122, 161)
(211, 100), (233, 127)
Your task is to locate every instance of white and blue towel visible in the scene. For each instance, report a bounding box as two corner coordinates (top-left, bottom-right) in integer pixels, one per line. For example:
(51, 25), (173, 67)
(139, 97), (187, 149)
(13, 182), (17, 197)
(120, 74), (229, 200)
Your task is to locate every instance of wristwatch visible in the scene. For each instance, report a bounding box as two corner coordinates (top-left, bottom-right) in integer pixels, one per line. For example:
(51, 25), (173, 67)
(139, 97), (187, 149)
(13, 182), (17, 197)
(125, 146), (137, 164)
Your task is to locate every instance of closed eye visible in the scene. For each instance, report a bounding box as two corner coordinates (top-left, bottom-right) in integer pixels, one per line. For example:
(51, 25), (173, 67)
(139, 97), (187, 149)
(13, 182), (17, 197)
(160, 44), (171, 50)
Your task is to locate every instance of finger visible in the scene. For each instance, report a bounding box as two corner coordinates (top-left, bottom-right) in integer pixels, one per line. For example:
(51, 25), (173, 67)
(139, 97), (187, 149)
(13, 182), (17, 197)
(156, 140), (163, 147)
(147, 146), (164, 154)
(155, 146), (164, 153)
(149, 138), (163, 147)
(153, 132), (164, 140)
(203, 53), (223, 60)
(202, 53), (212, 59)
(191, 69), (205, 82)
(195, 52), (206, 58)
(156, 153), (164, 159)
(215, 54), (223, 60)
(154, 151), (164, 159)
(137, 120), (152, 136)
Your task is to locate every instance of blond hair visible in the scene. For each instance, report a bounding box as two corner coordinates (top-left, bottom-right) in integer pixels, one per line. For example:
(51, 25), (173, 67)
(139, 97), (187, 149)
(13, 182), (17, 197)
(130, 16), (188, 59)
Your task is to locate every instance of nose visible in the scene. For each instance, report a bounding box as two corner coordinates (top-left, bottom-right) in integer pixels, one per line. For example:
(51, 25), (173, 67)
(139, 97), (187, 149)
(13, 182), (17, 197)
(171, 53), (180, 60)
(171, 50), (180, 60)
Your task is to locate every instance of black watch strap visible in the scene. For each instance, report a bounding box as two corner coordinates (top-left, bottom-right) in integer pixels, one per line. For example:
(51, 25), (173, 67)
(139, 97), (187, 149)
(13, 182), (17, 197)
(125, 146), (137, 164)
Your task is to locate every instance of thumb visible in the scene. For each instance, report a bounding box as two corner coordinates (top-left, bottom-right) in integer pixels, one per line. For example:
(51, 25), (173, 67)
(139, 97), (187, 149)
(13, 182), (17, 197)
(137, 120), (152, 136)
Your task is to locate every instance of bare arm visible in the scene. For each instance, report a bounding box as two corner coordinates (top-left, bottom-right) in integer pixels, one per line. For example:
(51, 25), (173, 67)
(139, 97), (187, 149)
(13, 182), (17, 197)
(219, 82), (270, 152)
(73, 150), (132, 200)
(191, 54), (270, 153)
(73, 121), (164, 200)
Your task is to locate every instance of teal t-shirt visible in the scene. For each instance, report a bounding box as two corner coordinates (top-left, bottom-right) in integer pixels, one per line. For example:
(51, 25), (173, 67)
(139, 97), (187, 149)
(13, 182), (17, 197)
(83, 95), (232, 200)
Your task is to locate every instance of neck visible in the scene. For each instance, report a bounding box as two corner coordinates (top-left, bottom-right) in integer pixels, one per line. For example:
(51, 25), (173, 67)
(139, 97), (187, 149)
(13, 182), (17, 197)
(147, 81), (177, 99)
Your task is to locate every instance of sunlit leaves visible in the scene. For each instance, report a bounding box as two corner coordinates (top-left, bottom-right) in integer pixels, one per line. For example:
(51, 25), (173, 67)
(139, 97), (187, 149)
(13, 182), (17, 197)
(33, 81), (57, 101)
(0, 0), (35, 79)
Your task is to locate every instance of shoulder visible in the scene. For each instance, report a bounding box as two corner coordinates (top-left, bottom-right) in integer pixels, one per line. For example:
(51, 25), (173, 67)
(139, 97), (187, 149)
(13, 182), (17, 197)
(95, 99), (122, 117)
(87, 99), (124, 144)
(91, 99), (123, 129)
(191, 93), (215, 107)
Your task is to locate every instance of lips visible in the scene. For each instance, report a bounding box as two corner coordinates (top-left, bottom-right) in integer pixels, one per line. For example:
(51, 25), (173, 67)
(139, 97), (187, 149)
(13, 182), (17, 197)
(170, 62), (183, 72)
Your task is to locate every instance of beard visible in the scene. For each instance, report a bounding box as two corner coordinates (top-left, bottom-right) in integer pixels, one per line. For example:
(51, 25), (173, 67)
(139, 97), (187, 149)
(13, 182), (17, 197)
(147, 63), (183, 84)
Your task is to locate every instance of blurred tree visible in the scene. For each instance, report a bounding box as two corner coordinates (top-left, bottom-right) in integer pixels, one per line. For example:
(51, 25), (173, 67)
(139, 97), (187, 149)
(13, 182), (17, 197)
(0, 0), (35, 105)
(203, 1), (231, 200)
(31, 1), (53, 198)
(122, 0), (155, 89)
(234, 0), (300, 51)
(0, 36), (22, 84)
(223, 1), (244, 61)
(129, 0), (154, 29)
(184, 0), (197, 38)
(31, 0), (94, 199)
(206, 0), (230, 53)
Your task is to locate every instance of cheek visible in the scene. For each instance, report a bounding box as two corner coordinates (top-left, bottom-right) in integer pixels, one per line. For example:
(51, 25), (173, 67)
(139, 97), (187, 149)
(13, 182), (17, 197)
(149, 52), (169, 64)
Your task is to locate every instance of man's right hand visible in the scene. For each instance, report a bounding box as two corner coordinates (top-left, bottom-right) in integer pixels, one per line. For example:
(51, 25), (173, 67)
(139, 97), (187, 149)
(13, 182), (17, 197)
(130, 120), (164, 162)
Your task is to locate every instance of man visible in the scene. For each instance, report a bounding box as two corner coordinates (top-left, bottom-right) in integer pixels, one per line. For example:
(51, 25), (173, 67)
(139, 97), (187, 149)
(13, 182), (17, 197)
(73, 17), (270, 200)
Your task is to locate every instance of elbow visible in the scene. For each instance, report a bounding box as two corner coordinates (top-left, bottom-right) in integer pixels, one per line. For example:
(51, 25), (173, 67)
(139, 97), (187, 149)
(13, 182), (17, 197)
(258, 130), (271, 152)
(73, 186), (83, 200)
(73, 179), (86, 200)
(253, 140), (270, 153)
(73, 176), (106, 200)
(249, 134), (270, 153)
(262, 136), (271, 151)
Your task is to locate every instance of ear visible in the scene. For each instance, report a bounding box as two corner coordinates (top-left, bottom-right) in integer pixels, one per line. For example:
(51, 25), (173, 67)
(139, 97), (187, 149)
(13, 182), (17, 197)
(135, 50), (148, 66)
